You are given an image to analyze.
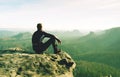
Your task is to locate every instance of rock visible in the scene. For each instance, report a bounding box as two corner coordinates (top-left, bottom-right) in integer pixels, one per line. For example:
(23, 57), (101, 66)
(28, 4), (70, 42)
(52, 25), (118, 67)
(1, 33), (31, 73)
(101, 74), (112, 77)
(0, 47), (25, 54)
(8, 47), (24, 51)
(0, 51), (76, 77)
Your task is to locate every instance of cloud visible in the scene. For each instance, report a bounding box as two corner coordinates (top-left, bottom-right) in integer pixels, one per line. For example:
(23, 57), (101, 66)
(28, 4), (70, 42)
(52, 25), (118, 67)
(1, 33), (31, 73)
(0, 0), (120, 31)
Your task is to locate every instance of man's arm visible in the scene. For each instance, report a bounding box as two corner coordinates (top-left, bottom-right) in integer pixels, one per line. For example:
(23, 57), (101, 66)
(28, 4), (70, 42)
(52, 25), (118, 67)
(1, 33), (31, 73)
(43, 31), (61, 44)
(43, 31), (55, 38)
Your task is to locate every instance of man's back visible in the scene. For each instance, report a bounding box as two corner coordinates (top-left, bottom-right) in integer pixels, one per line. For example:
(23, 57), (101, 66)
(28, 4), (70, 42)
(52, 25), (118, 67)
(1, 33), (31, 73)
(32, 30), (43, 44)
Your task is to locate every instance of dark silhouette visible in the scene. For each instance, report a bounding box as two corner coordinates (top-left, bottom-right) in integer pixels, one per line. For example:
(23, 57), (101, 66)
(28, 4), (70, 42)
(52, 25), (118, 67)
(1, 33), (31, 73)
(32, 23), (61, 54)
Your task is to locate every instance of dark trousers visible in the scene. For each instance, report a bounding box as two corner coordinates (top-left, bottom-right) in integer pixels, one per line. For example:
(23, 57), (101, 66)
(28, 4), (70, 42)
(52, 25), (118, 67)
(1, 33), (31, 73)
(33, 37), (57, 54)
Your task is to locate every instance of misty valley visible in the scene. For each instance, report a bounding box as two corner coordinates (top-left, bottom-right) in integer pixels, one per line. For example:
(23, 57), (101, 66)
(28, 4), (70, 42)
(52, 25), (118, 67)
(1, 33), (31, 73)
(0, 27), (120, 77)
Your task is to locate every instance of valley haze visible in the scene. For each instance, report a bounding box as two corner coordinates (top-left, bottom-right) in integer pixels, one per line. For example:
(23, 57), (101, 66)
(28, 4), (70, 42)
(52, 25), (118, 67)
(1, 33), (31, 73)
(0, 26), (120, 77)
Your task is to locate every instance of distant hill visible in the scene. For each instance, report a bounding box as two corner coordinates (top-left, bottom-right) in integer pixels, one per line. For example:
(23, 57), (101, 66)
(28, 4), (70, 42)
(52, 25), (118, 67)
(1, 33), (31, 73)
(0, 30), (17, 38)
(49, 30), (83, 40)
(0, 32), (32, 51)
(77, 27), (120, 52)
(61, 27), (120, 70)
(12, 32), (32, 40)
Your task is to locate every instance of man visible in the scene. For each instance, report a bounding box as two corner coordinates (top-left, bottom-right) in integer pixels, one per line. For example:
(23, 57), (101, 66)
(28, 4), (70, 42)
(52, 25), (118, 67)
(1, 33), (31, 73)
(32, 23), (61, 54)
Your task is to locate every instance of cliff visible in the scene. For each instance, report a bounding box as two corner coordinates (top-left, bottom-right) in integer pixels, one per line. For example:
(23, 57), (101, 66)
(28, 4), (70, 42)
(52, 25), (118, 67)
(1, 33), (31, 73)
(0, 51), (76, 77)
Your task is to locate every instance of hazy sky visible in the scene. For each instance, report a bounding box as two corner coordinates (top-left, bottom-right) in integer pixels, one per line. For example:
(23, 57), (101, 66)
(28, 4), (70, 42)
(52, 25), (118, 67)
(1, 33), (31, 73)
(0, 0), (120, 31)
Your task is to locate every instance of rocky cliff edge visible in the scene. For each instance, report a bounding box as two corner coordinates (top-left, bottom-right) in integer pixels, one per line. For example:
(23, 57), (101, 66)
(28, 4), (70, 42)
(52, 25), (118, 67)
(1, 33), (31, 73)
(0, 51), (76, 77)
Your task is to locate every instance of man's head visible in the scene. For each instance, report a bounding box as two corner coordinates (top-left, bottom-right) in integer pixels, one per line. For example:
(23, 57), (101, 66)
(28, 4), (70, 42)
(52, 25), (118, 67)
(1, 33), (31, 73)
(37, 23), (42, 31)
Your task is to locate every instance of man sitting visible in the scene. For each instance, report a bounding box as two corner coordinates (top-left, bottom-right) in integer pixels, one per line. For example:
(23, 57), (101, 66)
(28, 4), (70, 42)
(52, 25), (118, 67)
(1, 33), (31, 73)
(32, 23), (61, 54)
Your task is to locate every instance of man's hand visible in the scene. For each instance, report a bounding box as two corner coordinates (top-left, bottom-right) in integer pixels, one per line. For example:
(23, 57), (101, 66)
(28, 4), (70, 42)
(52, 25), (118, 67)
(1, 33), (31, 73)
(57, 39), (61, 44)
(55, 36), (61, 44)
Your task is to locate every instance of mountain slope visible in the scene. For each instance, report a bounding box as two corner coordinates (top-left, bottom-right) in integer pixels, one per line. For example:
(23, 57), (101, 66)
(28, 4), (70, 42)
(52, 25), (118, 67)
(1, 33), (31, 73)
(78, 27), (120, 51)
(12, 32), (32, 40)
(61, 27), (120, 70)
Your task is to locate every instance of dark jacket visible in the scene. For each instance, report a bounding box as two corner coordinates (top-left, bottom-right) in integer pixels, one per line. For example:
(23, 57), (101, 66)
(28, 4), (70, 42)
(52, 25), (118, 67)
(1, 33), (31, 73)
(32, 30), (54, 50)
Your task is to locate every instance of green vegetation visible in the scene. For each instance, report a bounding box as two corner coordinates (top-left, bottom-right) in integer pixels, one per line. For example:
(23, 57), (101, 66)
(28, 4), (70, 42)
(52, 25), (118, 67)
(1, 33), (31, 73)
(0, 32), (33, 52)
(74, 60), (120, 77)
(0, 27), (120, 77)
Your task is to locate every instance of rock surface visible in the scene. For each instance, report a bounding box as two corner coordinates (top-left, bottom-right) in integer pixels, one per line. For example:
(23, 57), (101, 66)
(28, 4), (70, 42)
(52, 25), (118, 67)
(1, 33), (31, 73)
(0, 52), (76, 77)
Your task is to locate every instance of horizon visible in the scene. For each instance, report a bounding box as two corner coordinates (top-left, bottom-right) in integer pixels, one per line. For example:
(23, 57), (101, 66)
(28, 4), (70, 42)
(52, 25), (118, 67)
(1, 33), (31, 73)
(0, 26), (120, 33)
(0, 0), (120, 31)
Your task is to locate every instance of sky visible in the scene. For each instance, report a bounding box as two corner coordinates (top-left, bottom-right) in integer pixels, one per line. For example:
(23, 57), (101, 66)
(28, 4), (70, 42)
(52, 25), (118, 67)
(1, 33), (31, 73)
(0, 0), (120, 32)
